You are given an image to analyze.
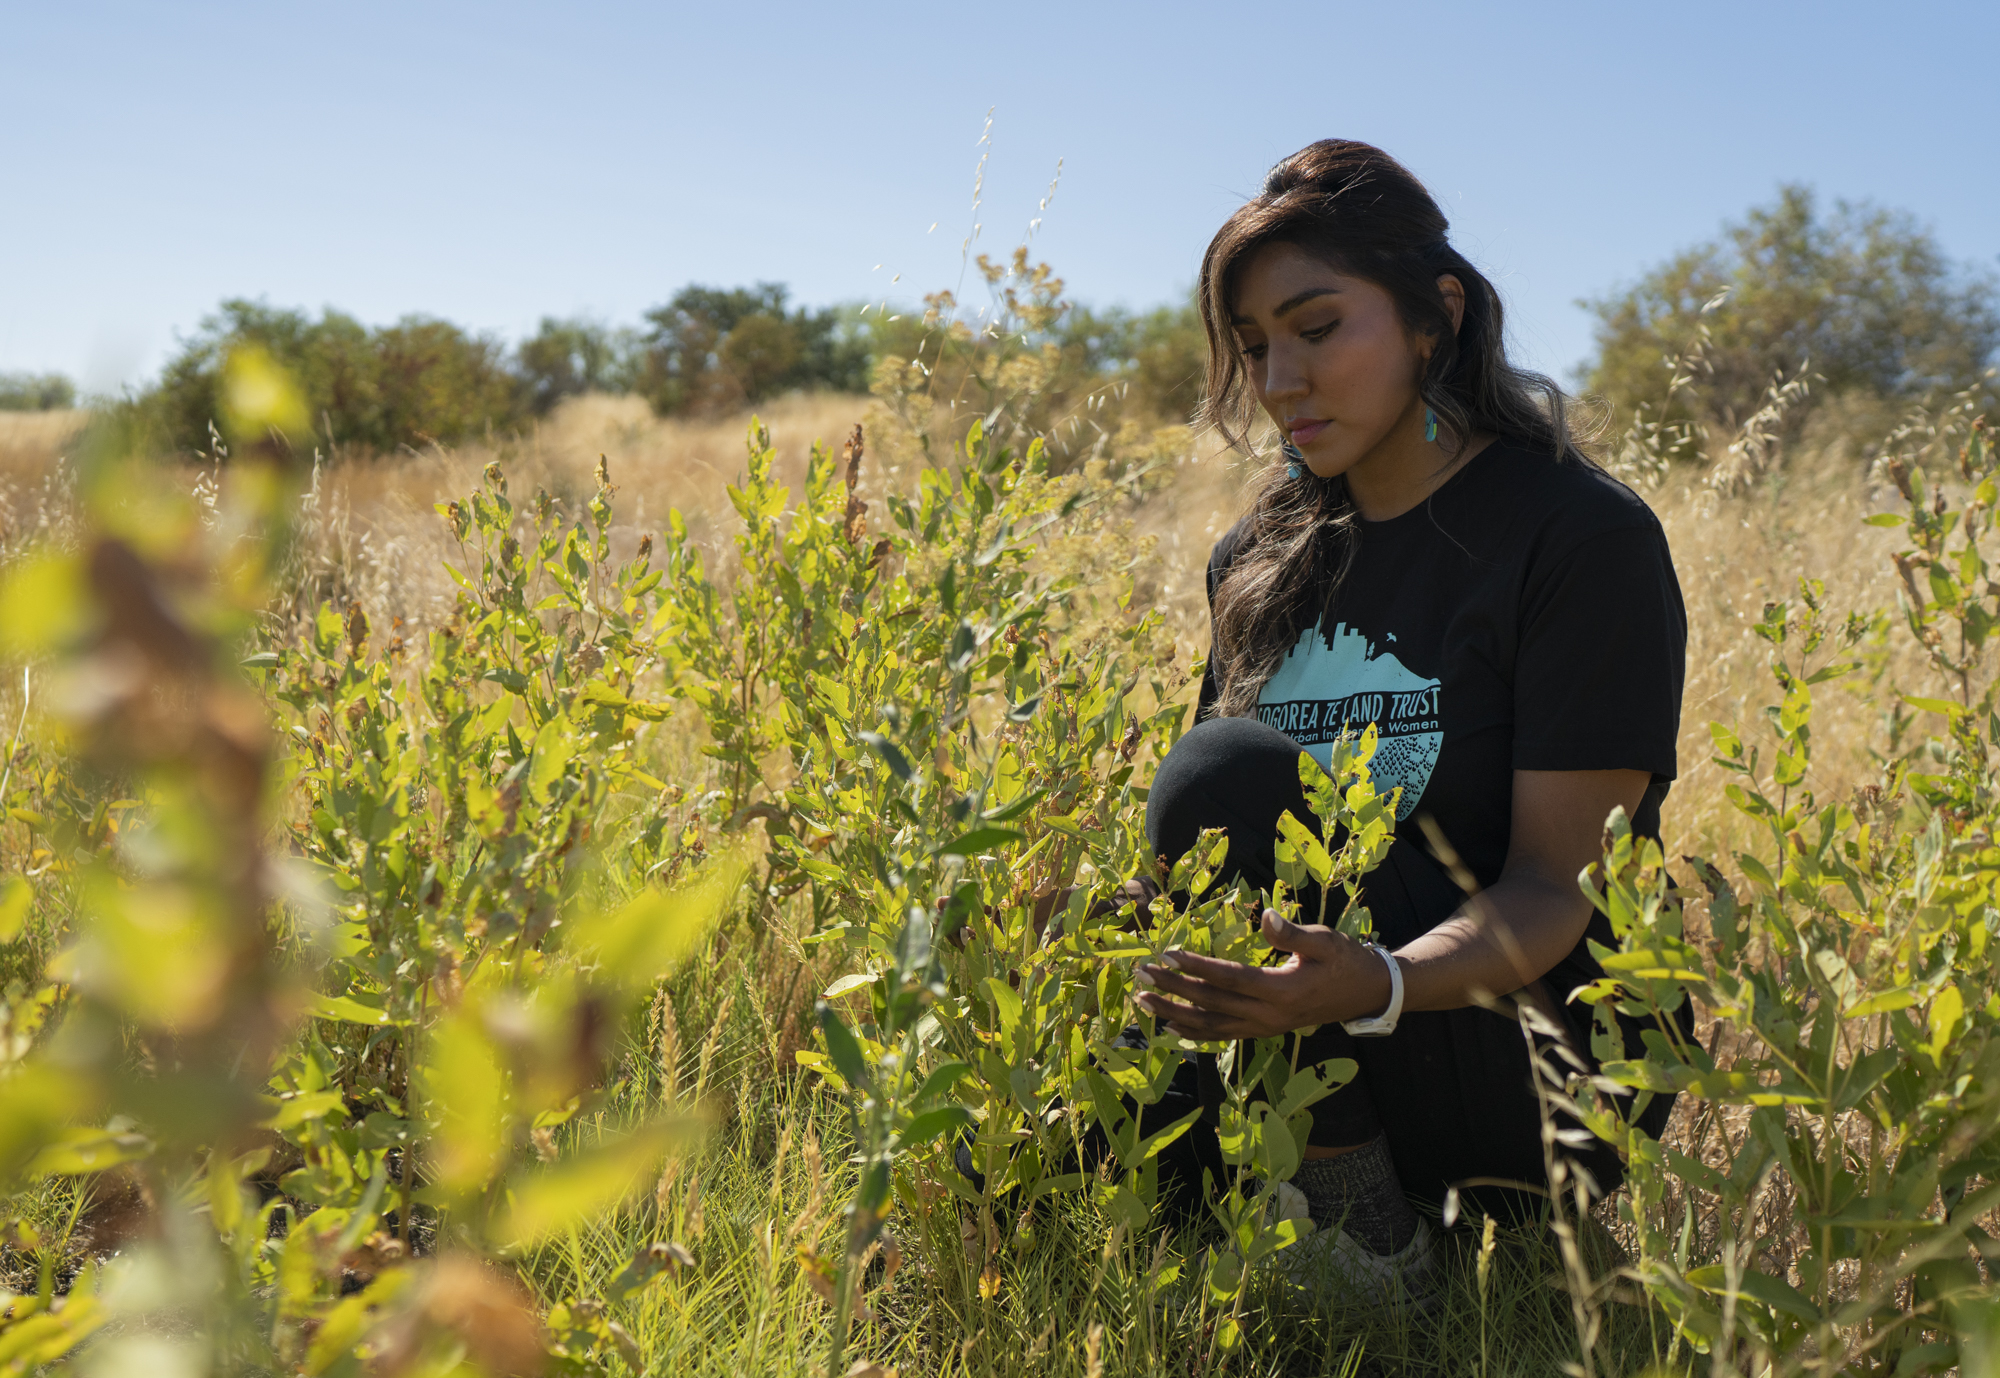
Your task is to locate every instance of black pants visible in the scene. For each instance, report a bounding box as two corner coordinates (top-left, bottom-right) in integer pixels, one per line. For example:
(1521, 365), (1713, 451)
(1142, 716), (1676, 1217)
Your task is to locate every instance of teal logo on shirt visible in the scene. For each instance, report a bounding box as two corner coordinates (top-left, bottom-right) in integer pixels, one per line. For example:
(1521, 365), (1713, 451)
(1255, 622), (1442, 821)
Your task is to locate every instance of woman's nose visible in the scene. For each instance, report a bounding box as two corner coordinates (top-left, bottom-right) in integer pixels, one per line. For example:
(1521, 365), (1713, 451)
(1262, 342), (1310, 403)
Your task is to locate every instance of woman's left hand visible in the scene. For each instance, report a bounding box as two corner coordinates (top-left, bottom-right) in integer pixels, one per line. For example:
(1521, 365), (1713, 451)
(1131, 909), (1395, 1039)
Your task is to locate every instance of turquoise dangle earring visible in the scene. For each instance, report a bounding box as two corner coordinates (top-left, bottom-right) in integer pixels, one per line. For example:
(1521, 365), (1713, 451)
(1424, 407), (1439, 443)
(1281, 441), (1307, 479)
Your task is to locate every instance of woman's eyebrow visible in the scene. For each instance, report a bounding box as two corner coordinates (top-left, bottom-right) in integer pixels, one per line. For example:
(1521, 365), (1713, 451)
(1272, 286), (1342, 318)
(1229, 285), (1344, 328)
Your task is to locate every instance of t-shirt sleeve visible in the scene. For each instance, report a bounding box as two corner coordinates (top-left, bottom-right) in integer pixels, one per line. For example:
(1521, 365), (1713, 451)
(1511, 521), (1686, 779)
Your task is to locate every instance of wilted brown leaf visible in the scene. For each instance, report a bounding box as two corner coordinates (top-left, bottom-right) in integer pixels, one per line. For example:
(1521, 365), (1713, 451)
(420, 1255), (546, 1377)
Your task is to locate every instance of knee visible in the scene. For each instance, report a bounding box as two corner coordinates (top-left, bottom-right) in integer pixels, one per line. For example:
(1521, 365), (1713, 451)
(1145, 714), (1304, 860)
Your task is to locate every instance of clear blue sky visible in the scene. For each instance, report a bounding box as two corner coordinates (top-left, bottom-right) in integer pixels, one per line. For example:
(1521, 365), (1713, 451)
(6, 0), (1996, 396)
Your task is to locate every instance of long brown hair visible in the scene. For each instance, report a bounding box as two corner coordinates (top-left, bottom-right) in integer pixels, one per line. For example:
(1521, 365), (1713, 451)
(1198, 139), (1585, 718)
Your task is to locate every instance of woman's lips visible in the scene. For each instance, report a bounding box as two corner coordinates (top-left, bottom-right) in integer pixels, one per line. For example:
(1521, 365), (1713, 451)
(1288, 420), (1330, 446)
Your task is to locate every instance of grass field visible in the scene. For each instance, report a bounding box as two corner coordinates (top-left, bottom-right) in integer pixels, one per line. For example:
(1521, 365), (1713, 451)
(0, 377), (1989, 1377)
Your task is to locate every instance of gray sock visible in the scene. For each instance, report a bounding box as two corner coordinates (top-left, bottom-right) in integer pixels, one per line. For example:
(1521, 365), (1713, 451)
(1291, 1136), (1419, 1255)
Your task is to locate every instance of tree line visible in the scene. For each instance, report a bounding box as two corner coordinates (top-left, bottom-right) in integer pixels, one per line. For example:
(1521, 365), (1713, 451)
(0, 372), (76, 412)
(87, 281), (1206, 456)
(13, 185), (1996, 459)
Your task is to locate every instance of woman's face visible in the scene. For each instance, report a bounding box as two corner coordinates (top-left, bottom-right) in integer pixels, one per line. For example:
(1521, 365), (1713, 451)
(1229, 242), (1435, 481)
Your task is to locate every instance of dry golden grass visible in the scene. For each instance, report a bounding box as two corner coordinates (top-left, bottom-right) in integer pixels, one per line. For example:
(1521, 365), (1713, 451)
(0, 410), (87, 482)
(1652, 446), (1922, 861)
(0, 390), (1930, 864)
(268, 391), (881, 642)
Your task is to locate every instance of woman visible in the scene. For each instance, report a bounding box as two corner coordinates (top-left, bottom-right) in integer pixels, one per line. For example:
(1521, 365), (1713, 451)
(1128, 140), (1687, 1296)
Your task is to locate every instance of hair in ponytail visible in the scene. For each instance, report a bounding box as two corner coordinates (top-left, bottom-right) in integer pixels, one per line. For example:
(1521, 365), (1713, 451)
(1197, 139), (1586, 719)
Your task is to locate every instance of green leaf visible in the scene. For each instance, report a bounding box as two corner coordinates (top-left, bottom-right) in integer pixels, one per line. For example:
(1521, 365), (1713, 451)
(1204, 1247), (1244, 1302)
(817, 1003), (870, 1091)
(912, 1061), (972, 1107)
(1297, 750), (1341, 819)
(1273, 1058), (1355, 1119)
(937, 826), (1025, 857)
(497, 1118), (702, 1246)
(528, 716), (574, 803)
(309, 992), (406, 1027)
(981, 787), (1047, 824)
(858, 731), (914, 781)
(1844, 986), (1918, 1018)
(1598, 950), (1706, 982)
(260, 1090), (350, 1132)
(0, 875), (31, 945)
(822, 972), (877, 999)
(1135, 1106), (1202, 1162)
(1862, 512), (1907, 527)
(27, 1127), (153, 1177)
(1684, 1264), (1821, 1322)
(239, 651), (280, 669)
(419, 1008), (509, 1200)
(1597, 1058), (1680, 1093)
(1274, 812), (1333, 885)
(1928, 984), (1965, 1063)
(566, 849), (749, 994)
(580, 683), (671, 721)
(1096, 1181), (1151, 1234)
(467, 694), (516, 744)
(983, 978), (1024, 1044)
(899, 1105), (975, 1147)
(1903, 695), (1963, 717)
(0, 552), (88, 658)
(1832, 1047), (1899, 1112)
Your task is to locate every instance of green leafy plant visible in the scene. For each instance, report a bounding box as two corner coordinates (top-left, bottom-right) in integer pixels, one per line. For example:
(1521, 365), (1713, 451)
(644, 396), (1435, 1371)
(1573, 421), (2000, 1376)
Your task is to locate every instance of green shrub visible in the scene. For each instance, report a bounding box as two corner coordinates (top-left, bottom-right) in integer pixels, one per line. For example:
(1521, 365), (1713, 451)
(1573, 421), (2000, 1374)
(1584, 186), (1999, 446)
(517, 316), (638, 414)
(1061, 297), (1207, 424)
(100, 269), (1202, 461)
(633, 283), (871, 417)
(867, 250), (1198, 479)
(133, 298), (527, 455)
(0, 372), (75, 412)
(645, 406), (1407, 1372)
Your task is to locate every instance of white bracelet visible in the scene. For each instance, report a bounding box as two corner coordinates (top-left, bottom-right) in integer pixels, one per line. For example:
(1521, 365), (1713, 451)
(1341, 943), (1404, 1037)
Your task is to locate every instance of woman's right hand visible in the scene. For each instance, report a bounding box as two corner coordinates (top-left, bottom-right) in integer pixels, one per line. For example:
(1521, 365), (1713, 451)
(1131, 908), (1396, 1039)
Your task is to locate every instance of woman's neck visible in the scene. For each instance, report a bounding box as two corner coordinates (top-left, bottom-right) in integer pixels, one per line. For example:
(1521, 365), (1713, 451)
(1342, 408), (1495, 522)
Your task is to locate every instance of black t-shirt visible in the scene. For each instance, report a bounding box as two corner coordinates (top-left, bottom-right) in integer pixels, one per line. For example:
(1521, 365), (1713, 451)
(1197, 438), (1687, 1022)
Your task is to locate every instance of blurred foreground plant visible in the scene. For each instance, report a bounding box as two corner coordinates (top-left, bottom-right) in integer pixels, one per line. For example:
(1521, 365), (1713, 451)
(0, 356), (740, 1375)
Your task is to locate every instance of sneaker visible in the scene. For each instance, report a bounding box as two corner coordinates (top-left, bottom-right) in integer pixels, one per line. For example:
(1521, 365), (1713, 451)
(1268, 1187), (1443, 1313)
